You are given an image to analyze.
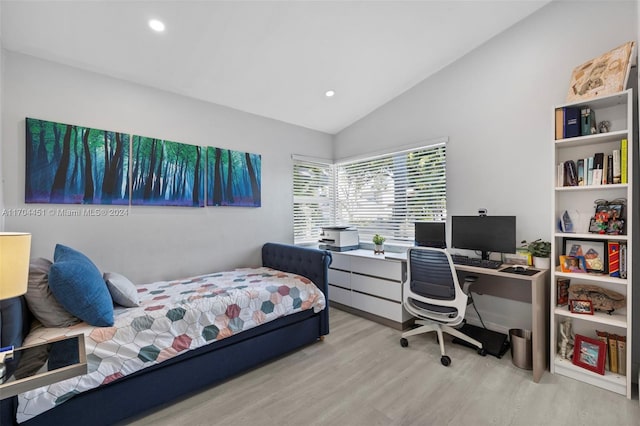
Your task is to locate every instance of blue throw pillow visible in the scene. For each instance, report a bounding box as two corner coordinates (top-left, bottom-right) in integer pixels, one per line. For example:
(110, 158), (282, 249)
(49, 245), (114, 327)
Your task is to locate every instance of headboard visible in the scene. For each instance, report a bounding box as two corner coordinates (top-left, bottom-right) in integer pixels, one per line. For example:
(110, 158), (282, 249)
(261, 242), (332, 335)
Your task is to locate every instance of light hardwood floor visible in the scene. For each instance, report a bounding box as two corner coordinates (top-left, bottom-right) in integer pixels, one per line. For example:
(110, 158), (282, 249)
(128, 308), (640, 426)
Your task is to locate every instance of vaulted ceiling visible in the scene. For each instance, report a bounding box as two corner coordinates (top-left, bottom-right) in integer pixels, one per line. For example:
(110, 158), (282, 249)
(1, 1), (551, 134)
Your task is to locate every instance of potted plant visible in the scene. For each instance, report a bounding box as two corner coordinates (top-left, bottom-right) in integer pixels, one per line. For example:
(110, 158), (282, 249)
(522, 239), (551, 269)
(373, 234), (386, 254)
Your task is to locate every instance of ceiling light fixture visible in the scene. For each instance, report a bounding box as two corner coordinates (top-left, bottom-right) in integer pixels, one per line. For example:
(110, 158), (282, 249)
(148, 19), (166, 32)
(325, 90), (335, 98)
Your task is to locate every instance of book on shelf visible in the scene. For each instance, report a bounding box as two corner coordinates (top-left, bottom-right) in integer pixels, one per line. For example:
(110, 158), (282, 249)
(621, 139), (628, 183)
(556, 162), (564, 187)
(617, 335), (626, 375)
(577, 159), (585, 185)
(555, 108), (564, 140)
(596, 330), (610, 371)
(608, 241), (620, 278)
(564, 160), (578, 186)
(612, 149), (621, 184)
(592, 152), (604, 185)
(581, 107), (595, 136)
(586, 156), (594, 185)
(556, 278), (570, 306)
(602, 154), (609, 184)
(620, 242), (627, 279)
(606, 154), (613, 185)
(564, 107), (580, 138)
(608, 334), (619, 374)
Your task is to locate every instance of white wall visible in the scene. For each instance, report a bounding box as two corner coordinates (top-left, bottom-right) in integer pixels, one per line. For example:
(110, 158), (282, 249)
(1, 51), (332, 283)
(334, 1), (638, 332)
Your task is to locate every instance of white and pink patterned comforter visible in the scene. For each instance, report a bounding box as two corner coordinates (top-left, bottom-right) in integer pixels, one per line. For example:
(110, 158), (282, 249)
(17, 267), (326, 423)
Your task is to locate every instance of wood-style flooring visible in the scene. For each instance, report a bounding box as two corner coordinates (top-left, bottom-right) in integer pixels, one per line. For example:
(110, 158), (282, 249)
(128, 307), (640, 426)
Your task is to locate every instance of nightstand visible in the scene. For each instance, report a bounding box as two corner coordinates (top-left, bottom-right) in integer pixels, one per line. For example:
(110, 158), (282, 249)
(0, 334), (87, 399)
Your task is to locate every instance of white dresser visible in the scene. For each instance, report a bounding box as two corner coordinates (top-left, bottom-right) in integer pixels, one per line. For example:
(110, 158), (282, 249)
(328, 249), (412, 329)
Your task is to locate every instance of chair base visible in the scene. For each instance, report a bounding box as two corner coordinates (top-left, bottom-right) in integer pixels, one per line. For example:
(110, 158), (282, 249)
(400, 319), (484, 364)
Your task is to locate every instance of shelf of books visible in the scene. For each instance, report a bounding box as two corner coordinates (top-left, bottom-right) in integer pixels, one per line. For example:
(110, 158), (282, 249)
(551, 89), (633, 398)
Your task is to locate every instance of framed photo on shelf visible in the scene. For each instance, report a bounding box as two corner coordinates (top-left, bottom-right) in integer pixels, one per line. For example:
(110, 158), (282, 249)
(559, 255), (587, 273)
(569, 299), (594, 314)
(563, 238), (607, 274)
(572, 334), (606, 375)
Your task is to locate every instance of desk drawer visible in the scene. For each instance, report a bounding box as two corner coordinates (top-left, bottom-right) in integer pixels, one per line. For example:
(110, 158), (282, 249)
(351, 274), (401, 302)
(350, 257), (403, 281)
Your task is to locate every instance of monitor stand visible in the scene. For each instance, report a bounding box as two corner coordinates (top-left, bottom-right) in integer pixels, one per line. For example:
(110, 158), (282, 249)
(481, 251), (490, 260)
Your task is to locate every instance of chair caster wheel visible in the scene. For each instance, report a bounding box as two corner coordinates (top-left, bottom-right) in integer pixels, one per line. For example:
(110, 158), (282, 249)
(477, 348), (487, 356)
(441, 355), (451, 366)
(400, 338), (408, 347)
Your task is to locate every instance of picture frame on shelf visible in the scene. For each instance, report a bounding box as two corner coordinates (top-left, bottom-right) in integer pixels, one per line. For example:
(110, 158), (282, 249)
(559, 255), (587, 273)
(563, 238), (607, 274)
(569, 299), (594, 314)
(572, 334), (606, 375)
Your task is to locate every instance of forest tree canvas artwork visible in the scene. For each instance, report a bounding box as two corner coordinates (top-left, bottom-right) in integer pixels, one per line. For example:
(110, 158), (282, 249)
(130, 136), (205, 207)
(207, 147), (261, 207)
(25, 118), (130, 205)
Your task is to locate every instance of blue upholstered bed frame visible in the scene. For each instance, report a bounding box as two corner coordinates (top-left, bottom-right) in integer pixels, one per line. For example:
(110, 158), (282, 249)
(0, 243), (331, 426)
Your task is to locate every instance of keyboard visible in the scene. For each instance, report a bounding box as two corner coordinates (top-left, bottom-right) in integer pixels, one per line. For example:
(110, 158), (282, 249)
(450, 254), (502, 269)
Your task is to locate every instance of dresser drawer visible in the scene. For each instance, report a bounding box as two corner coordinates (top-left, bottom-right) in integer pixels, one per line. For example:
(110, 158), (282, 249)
(329, 253), (351, 271)
(351, 291), (404, 322)
(351, 273), (401, 302)
(350, 256), (403, 281)
(328, 269), (351, 288)
(328, 284), (351, 306)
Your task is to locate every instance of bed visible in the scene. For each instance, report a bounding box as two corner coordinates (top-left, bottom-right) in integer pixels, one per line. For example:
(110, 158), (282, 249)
(0, 242), (331, 426)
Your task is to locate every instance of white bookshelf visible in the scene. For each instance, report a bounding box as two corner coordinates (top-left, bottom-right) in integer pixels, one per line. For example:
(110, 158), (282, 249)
(550, 89), (633, 398)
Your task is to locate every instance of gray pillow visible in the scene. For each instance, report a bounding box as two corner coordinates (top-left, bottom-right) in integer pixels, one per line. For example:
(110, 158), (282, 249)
(104, 272), (140, 308)
(25, 257), (80, 328)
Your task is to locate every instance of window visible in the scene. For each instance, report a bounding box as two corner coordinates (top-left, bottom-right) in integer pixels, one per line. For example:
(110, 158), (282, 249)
(293, 141), (446, 245)
(292, 157), (334, 244)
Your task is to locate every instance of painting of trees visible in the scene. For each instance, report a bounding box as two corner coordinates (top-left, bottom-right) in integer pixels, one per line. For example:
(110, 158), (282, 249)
(207, 147), (261, 207)
(25, 118), (130, 205)
(130, 136), (205, 207)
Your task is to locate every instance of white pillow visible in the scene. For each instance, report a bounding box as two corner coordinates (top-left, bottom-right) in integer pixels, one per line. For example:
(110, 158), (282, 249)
(104, 272), (141, 308)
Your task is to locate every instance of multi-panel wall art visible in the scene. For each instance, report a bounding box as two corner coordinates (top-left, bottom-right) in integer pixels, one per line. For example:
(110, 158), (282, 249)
(130, 137), (205, 207)
(207, 147), (261, 207)
(25, 118), (260, 208)
(26, 118), (130, 205)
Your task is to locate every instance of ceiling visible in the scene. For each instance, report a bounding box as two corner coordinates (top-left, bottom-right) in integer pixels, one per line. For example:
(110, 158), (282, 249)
(1, 1), (551, 135)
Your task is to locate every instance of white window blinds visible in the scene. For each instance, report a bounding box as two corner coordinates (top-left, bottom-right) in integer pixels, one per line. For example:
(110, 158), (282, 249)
(335, 143), (446, 244)
(292, 142), (446, 245)
(293, 158), (335, 244)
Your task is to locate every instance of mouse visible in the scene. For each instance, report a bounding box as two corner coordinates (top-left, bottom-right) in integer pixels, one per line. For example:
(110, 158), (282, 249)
(513, 266), (527, 273)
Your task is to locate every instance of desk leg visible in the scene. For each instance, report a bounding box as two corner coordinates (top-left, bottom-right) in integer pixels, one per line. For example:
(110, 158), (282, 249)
(531, 272), (549, 383)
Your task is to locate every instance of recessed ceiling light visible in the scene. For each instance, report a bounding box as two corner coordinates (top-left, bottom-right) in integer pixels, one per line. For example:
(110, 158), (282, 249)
(325, 90), (335, 98)
(149, 19), (165, 32)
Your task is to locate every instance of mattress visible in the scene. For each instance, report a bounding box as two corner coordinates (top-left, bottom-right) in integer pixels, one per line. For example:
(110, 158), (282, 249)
(16, 267), (326, 422)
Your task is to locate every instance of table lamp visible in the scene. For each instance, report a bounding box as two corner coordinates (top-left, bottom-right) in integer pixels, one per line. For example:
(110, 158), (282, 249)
(0, 232), (32, 383)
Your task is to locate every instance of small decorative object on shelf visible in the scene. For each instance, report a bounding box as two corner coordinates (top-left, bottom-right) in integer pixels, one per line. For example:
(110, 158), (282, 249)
(372, 234), (385, 254)
(558, 318), (574, 360)
(598, 120), (611, 133)
(588, 198), (626, 235)
(569, 299), (594, 315)
(572, 334), (607, 375)
(568, 284), (626, 314)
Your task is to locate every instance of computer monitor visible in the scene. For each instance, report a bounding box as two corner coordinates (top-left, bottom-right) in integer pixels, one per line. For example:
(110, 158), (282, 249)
(451, 216), (516, 260)
(414, 222), (446, 248)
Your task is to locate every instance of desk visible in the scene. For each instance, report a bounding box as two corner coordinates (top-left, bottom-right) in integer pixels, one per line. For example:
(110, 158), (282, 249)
(453, 264), (549, 383)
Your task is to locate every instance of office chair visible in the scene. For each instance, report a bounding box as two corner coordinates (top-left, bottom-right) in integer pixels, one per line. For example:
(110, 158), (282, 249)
(400, 247), (486, 366)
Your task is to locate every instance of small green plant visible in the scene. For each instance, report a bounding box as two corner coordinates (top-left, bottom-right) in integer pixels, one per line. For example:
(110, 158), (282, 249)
(522, 239), (551, 258)
(372, 234), (386, 245)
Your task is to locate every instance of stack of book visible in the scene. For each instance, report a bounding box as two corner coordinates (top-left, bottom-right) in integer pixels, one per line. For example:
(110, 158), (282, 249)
(596, 330), (626, 375)
(556, 139), (628, 187)
(555, 106), (596, 139)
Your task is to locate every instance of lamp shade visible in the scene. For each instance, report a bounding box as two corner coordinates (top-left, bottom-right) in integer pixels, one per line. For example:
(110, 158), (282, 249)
(0, 232), (31, 300)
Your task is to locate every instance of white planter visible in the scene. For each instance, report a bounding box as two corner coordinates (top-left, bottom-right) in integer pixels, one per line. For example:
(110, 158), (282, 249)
(533, 256), (550, 269)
